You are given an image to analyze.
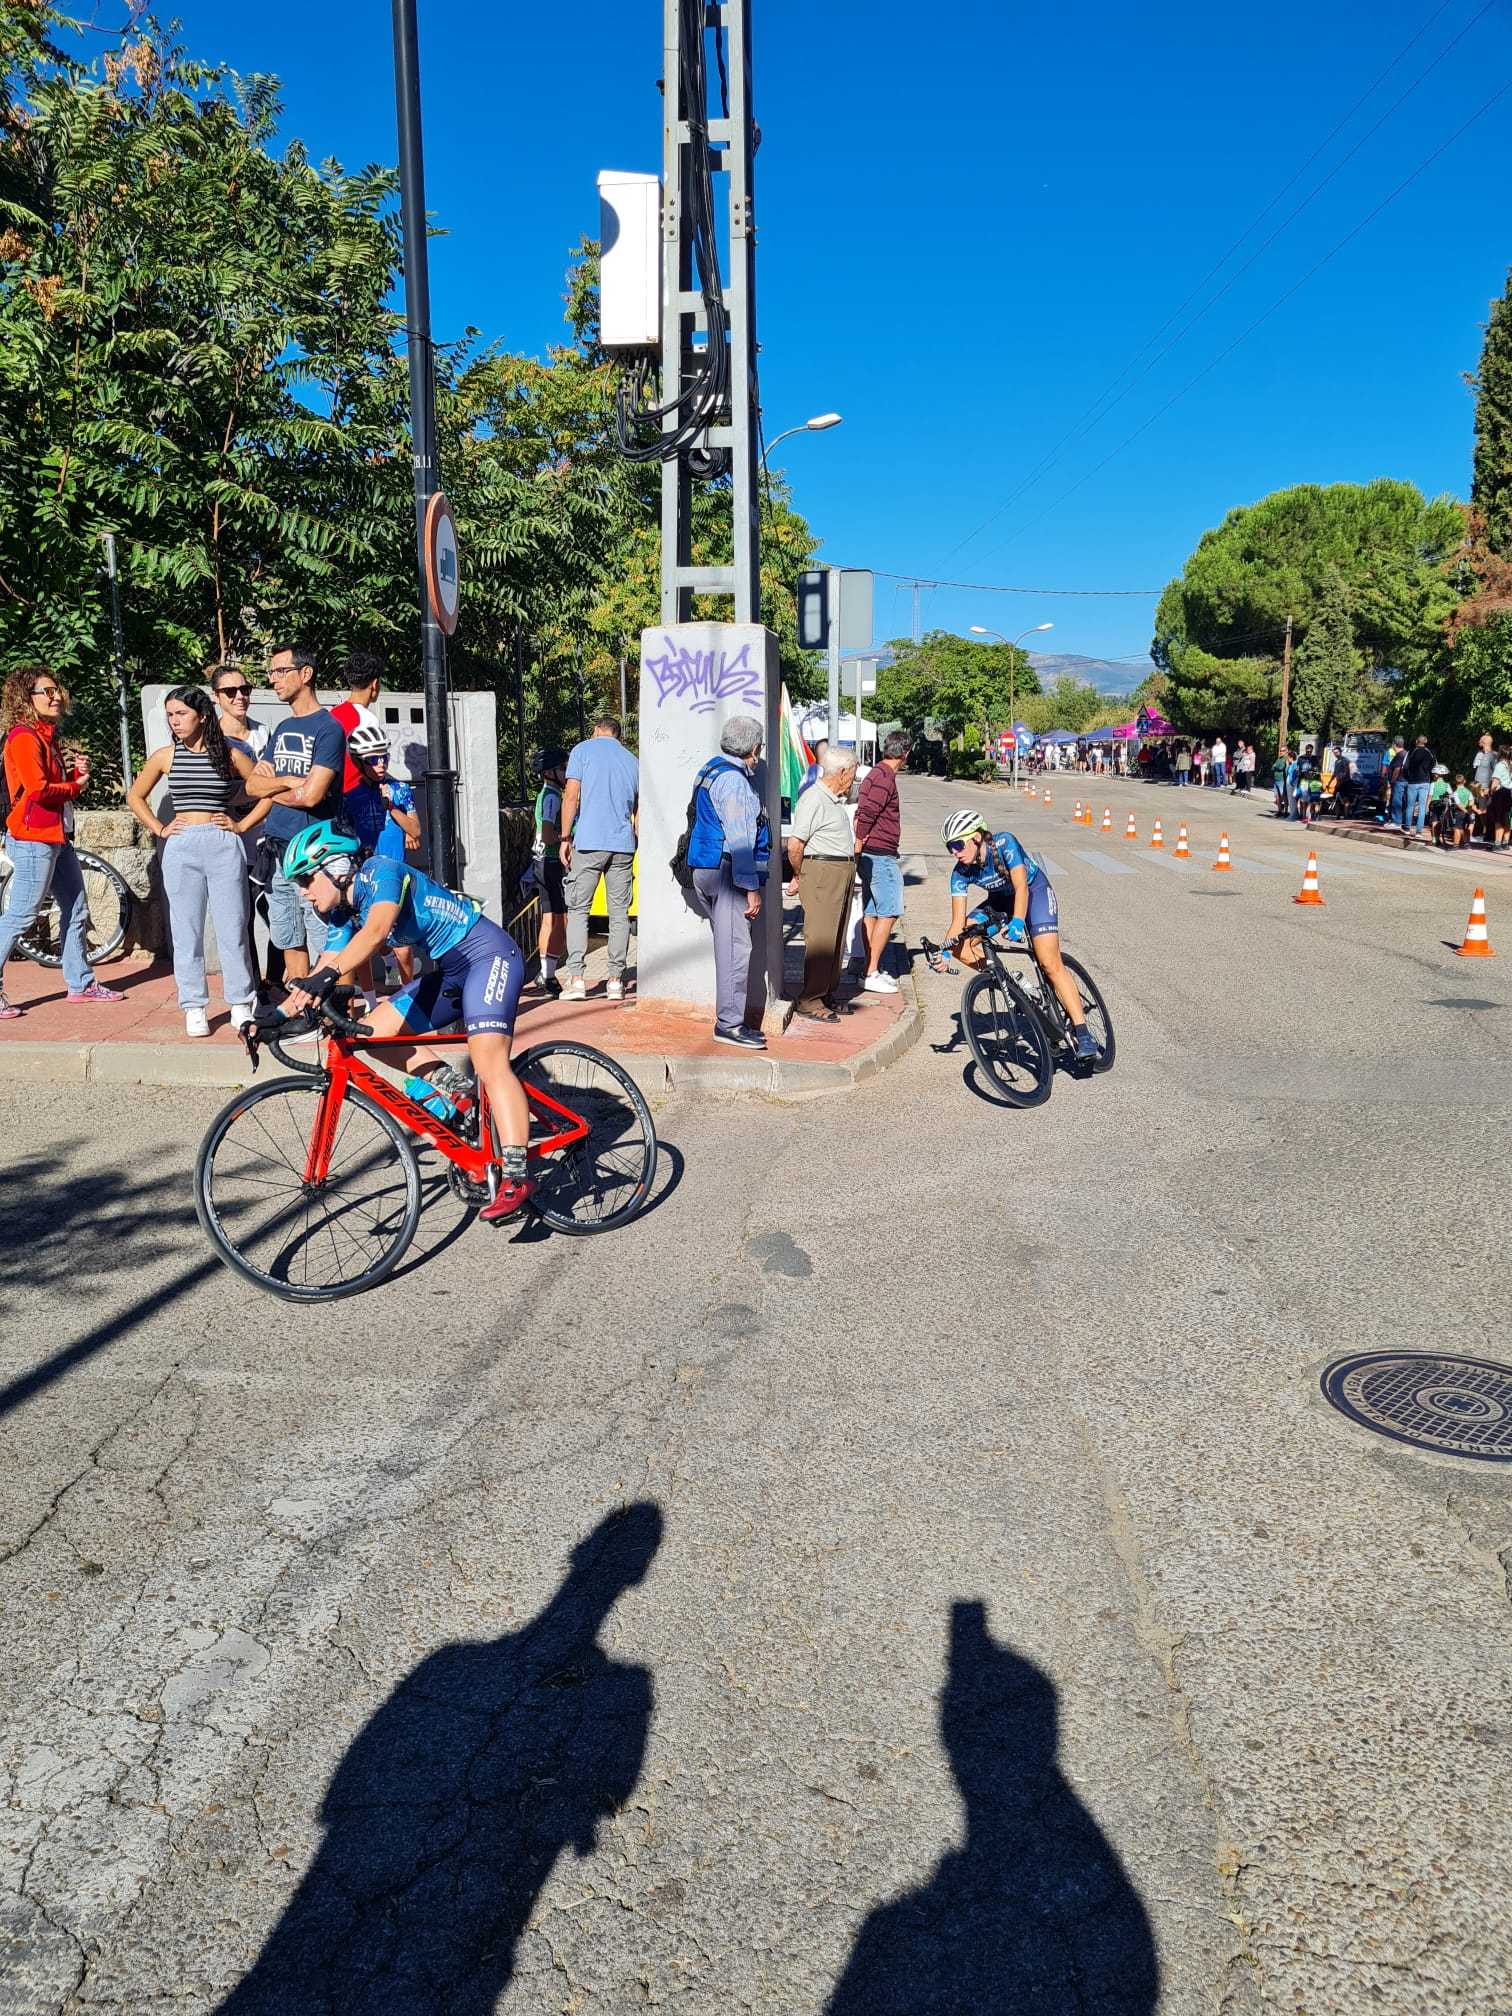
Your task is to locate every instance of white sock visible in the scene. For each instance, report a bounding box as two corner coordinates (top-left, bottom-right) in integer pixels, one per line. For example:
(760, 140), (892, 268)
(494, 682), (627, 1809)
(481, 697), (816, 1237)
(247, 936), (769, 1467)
(542, 955), (559, 979)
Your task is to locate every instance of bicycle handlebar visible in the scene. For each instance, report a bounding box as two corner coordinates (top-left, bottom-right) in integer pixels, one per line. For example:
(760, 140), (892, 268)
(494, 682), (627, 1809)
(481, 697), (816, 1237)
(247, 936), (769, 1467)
(238, 986), (375, 1077)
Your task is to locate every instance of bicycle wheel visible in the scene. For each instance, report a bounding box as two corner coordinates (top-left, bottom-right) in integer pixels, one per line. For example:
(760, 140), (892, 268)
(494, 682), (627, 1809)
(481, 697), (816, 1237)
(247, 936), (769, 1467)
(1061, 954), (1115, 1072)
(194, 1079), (421, 1300)
(512, 1041), (658, 1235)
(4, 849), (131, 968)
(961, 969), (1053, 1107)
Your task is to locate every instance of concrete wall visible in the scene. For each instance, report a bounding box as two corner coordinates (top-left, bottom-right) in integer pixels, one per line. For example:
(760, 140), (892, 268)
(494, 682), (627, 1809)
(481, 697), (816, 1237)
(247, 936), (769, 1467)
(636, 624), (782, 1021)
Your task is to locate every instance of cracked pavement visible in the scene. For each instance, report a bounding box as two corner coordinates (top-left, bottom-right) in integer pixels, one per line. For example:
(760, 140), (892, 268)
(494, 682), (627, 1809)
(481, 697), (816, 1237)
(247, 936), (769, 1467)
(2, 772), (1511, 2013)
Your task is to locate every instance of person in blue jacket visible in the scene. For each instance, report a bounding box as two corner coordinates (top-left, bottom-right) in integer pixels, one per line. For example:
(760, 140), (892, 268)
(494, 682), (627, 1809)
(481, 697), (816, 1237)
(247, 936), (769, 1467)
(686, 716), (771, 1052)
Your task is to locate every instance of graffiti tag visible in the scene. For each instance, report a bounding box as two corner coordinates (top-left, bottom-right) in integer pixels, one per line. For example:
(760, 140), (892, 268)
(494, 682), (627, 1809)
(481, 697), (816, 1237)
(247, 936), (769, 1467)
(645, 636), (763, 714)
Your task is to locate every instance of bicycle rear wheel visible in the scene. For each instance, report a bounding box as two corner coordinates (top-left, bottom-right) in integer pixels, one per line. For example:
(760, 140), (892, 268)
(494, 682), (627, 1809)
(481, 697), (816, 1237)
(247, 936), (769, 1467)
(195, 1079), (420, 1300)
(4, 848), (131, 968)
(1061, 954), (1115, 1072)
(961, 970), (1053, 1107)
(513, 1041), (658, 1234)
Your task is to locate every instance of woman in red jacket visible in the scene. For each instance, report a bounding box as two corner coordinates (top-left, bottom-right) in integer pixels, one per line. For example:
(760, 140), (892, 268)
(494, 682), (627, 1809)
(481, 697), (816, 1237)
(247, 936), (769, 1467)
(0, 666), (124, 1017)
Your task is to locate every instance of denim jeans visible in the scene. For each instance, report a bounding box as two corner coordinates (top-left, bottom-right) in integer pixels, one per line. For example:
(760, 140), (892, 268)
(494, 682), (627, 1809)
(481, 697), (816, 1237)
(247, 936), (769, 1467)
(1212, 762), (1227, 788)
(1403, 781), (1430, 835)
(1390, 778), (1406, 825)
(0, 836), (94, 992)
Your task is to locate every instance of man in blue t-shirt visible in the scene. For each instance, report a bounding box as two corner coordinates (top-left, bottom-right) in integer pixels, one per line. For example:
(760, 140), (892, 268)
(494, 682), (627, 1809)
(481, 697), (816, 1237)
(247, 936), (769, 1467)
(242, 643), (347, 980)
(558, 717), (638, 1002)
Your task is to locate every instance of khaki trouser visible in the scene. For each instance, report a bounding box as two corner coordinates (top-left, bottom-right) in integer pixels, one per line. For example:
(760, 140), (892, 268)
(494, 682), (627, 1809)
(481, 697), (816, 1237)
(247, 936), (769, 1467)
(796, 856), (854, 1009)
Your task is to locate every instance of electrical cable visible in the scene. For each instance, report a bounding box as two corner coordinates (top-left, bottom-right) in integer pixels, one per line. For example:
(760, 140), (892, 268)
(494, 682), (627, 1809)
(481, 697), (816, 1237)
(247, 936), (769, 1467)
(979, 74), (1512, 563)
(614, 0), (730, 473)
(857, 569), (1163, 596)
(937, 0), (1493, 566)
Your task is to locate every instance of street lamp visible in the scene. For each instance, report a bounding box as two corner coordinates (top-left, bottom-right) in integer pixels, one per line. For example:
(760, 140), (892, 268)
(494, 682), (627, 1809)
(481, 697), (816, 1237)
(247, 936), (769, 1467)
(971, 623), (1053, 788)
(760, 412), (844, 471)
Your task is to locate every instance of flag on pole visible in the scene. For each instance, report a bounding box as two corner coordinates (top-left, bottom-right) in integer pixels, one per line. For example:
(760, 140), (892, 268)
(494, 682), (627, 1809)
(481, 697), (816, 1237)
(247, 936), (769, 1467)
(779, 683), (811, 802)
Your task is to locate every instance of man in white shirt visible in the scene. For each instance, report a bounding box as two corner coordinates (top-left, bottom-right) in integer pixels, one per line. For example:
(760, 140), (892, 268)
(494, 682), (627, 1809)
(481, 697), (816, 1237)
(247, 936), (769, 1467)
(784, 747), (857, 1020)
(1210, 736), (1228, 789)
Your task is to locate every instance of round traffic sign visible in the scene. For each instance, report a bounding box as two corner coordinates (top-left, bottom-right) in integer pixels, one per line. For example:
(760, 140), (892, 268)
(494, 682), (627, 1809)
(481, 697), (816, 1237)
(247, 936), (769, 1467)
(424, 491), (460, 636)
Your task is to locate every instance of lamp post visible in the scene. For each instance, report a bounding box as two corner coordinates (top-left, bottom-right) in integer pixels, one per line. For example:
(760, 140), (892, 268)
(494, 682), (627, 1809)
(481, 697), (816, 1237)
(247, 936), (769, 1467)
(971, 623), (1053, 790)
(760, 412), (843, 473)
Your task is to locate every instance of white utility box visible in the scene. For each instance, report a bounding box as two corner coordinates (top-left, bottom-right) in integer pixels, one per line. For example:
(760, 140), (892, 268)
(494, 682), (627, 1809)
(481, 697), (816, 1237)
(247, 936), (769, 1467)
(597, 170), (662, 350)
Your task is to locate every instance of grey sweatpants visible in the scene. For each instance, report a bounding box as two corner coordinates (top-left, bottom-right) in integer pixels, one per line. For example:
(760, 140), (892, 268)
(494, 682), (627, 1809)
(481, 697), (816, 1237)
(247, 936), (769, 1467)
(691, 863), (757, 1031)
(565, 848), (634, 978)
(161, 824), (256, 1010)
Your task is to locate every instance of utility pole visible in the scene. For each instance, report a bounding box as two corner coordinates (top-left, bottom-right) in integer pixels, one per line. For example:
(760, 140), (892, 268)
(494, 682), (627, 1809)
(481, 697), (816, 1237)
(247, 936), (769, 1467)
(100, 533), (130, 785)
(392, 0), (459, 885)
(1278, 612), (1294, 754)
(659, 0), (760, 623)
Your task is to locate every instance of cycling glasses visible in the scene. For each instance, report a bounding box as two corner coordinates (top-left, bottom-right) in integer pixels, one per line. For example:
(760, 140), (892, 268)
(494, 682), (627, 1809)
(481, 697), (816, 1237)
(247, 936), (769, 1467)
(946, 840), (967, 855)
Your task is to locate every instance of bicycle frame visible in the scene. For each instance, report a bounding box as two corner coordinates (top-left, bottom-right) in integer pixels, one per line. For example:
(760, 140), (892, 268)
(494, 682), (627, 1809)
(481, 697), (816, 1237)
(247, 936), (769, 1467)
(302, 1029), (590, 1188)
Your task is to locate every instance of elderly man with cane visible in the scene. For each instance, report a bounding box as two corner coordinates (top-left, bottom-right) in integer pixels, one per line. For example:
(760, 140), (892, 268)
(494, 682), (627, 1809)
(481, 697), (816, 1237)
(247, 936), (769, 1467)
(784, 745), (857, 1022)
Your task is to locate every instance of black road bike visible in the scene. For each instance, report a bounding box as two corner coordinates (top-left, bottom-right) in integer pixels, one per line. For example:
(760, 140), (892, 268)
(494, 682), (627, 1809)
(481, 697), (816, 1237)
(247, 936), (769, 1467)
(924, 923), (1115, 1107)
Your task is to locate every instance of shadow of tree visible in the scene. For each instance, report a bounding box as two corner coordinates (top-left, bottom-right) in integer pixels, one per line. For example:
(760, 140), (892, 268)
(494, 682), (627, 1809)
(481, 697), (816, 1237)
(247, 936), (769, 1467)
(827, 1602), (1158, 2015)
(215, 1502), (664, 2014)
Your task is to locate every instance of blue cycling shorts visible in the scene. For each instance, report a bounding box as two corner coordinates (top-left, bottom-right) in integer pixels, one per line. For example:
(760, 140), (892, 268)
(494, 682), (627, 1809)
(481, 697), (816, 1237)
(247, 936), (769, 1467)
(977, 875), (1060, 939)
(390, 918), (524, 1038)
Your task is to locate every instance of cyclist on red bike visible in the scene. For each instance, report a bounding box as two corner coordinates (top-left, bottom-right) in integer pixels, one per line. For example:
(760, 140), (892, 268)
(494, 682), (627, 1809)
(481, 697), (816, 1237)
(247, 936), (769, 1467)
(279, 822), (533, 1221)
(936, 810), (1100, 1062)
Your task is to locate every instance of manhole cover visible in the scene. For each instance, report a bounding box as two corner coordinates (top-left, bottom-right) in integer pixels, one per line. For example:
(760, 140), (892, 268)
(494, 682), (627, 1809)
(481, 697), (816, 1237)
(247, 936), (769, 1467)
(1321, 1352), (1512, 1462)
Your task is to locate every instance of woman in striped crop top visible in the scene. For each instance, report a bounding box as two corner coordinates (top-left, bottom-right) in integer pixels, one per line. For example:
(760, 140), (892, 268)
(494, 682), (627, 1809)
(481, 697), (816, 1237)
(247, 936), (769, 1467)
(127, 687), (265, 1037)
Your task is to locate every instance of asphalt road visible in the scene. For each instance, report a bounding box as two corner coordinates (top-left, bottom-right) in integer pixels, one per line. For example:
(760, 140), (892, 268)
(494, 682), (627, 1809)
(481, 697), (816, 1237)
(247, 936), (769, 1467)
(3, 771), (1510, 2015)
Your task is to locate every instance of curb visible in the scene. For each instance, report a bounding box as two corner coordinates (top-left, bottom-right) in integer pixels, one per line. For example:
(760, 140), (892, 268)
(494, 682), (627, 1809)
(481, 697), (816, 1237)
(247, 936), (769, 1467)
(0, 978), (927, 1104)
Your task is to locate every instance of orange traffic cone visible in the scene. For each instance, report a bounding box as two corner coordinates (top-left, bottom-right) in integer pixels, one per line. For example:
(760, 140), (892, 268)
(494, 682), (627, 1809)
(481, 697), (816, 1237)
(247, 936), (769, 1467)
(1454, 887), (1495, 957)
(1212, 831), (1233, 872)
(1293, 850), (1324, 906)
(1073, 799), (1083, 823)
(1150, 819), (1164, 849)
(1084, 803), (1094, 825)
(1123, 812), (1137, 840)
(1043, 789), (1052, 807)
(1100, 807), (1112, 833)
(1173, 823), (1190, 859)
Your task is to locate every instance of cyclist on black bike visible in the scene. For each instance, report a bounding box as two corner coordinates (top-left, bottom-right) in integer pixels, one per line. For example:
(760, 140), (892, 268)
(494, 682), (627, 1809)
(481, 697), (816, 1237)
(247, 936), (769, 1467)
(935, 810), (1100, 1063)
(278, 822), (534, 1222)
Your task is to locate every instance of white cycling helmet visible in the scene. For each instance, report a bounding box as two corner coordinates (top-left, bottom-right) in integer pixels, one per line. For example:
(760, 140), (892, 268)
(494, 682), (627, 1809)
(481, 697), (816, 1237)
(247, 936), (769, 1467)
(941, 809), (992, 847)
(348, 721), (390, 758)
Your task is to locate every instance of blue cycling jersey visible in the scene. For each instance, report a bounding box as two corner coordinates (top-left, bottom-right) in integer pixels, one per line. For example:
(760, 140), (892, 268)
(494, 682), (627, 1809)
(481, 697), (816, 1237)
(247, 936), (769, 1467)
(323, 855), (480, 962)
(948, 830), (1042, 898)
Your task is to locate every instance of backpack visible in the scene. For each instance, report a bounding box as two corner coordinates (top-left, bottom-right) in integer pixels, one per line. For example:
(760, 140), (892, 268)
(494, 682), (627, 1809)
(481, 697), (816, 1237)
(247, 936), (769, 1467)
(669, 778), (703, 892)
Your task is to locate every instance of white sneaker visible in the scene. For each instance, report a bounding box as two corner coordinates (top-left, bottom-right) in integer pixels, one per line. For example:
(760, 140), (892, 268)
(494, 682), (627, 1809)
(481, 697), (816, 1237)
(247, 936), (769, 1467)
(562, 976), (587, 1001)
(606, 978), (624, 1001)
(184, 1008), (211, 1038)
(862, 972), (900, 994)
(228, 1003), (255, 1032)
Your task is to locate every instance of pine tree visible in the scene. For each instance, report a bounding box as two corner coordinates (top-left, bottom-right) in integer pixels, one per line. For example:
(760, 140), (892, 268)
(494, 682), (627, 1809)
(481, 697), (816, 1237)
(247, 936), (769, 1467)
(1471, 267), (1512, 556)
(1291, 568), (1367, 742)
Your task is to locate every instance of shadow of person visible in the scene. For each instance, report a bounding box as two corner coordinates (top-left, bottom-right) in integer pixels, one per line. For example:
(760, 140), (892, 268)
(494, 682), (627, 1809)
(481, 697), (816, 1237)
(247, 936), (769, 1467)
(827, 1602), (1159, 2015)
(217, 1502), (663, 2015)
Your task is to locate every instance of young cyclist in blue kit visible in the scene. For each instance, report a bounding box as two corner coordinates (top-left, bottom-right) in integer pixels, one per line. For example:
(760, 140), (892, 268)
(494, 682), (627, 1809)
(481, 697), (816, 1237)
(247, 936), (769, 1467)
(279, 822), (533, 1222)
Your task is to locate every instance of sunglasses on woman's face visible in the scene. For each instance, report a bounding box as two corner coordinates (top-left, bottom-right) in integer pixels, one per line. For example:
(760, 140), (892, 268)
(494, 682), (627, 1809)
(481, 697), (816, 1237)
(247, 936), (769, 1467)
(216, 684), (253, 700)
(31, 686), (63, 701)
(947, 840), (967, 855)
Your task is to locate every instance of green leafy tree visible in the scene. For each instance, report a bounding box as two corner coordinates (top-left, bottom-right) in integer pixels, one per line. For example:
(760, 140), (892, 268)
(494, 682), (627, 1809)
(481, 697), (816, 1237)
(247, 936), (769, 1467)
(1289, 567), (1380, 741)
(1153, 480), (1462, 741)
(874, 629), (1040, 741)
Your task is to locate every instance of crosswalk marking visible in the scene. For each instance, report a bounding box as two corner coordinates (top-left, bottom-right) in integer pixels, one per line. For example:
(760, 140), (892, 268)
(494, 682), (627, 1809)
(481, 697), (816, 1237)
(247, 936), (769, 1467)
(1256, 848), (1363, 878)
(1072, 848), (1138, 876)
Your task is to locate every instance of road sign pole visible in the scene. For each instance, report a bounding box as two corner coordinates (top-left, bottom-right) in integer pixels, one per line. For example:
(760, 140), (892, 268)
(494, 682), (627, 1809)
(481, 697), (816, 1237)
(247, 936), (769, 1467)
(827, 568), (841, 746)
(392, 0), (458, 886)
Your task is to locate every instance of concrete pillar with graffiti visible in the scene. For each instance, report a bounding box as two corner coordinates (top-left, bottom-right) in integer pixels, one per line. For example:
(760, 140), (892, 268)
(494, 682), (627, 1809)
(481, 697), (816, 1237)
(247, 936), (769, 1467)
(637, 623), (782, 1023)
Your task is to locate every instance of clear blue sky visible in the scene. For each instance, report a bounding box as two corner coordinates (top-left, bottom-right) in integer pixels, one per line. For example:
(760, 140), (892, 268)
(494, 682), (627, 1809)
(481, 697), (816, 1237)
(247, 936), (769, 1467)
(112, 0), (1512, 664)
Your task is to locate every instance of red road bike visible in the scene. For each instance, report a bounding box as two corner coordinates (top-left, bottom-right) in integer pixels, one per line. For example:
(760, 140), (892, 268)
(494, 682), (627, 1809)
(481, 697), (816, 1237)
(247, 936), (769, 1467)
(194, 990), (658, 1301)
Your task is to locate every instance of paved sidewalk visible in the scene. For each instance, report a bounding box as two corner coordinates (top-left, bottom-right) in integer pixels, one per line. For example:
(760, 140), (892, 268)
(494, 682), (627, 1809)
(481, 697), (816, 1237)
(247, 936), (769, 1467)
(0, 942), (921, 1100)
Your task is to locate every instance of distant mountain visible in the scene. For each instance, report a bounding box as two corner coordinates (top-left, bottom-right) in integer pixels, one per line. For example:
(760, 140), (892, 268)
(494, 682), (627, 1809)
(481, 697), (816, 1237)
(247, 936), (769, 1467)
(1029, 652), (1154, 697)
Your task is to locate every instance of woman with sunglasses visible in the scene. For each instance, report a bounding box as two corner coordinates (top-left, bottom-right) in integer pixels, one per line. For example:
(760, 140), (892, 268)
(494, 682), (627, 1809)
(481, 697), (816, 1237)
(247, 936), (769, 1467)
(127, 687), (262, 1037)
(0, 667), (125, 1019)
(209, 664), (269, 761)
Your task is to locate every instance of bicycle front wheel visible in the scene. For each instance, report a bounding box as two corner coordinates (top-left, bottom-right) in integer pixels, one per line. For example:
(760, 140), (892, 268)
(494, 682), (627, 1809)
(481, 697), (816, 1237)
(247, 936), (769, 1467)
(514, 1041), (658, 1234)
(1061, 954), (1115, 1072)
(961, 969), (1053, 1107)
(5, 849), (131, 968)
(195, 1079), (421, 1300)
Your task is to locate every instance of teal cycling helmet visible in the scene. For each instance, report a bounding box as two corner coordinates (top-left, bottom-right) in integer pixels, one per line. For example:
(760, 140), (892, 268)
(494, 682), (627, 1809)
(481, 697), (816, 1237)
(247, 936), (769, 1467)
(280, 820), (361, 884)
